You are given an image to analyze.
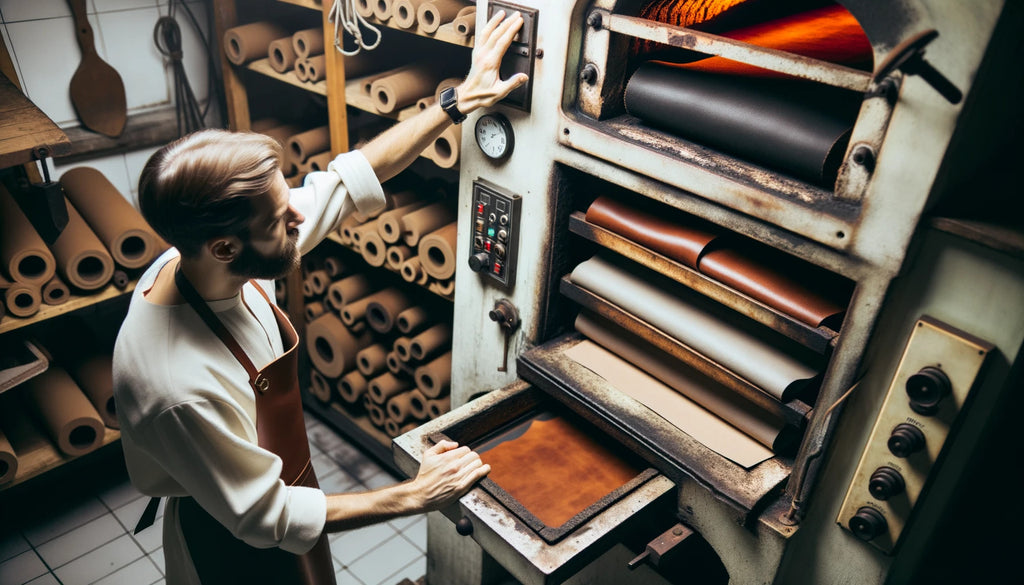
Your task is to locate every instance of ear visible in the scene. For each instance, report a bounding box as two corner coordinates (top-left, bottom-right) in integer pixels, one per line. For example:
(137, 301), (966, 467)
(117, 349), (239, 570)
(208, 236), (242, 263)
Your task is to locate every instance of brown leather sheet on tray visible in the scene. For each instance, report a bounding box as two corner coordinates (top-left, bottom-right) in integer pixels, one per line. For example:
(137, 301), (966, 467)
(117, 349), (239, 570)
(479, 413), (643, 529)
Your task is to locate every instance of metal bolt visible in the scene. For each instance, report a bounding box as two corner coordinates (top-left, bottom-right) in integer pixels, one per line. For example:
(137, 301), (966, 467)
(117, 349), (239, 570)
(587, 11), (602, 29)
(580, 63), (598, 85)
(851, 145), (875, 172)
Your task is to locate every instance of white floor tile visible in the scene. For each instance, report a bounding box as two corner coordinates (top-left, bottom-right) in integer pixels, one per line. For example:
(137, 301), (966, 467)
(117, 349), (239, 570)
(22, 495), (108, 546)
(95, 477), (145, 511)
(36, 513), (124, 569)
(130, 514), (164, 553)
(313, 450), (344, 479)
(148, 548), (165, 573)
(347, 534), (422, 585)
(363, 470), (400, 490)
(0, 528), (30, 563)
(25, 573), (61, 585)
(330, 522), (399, 565)
(319, 467), (361, 494)
(383, 556), (427, 585)
(0, 550), (48, 584)
(53, 534), (145, 585)
(90, 556), (162, 585)
(112, 494), (164, 535)
(335, 567), (368, 585)
(397, 516), (427, 552)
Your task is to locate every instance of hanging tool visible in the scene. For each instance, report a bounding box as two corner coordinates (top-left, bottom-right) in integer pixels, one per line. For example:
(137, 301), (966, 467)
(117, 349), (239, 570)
(67, 0), (127, 137)
(873, 29), (962, 104)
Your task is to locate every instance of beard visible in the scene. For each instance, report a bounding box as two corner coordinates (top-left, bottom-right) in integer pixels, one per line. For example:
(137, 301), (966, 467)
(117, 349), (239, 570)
(228, 229), (300, 280)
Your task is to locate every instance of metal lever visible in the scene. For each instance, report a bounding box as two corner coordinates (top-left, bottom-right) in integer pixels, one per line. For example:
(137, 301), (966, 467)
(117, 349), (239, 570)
(4, 147), (69, 245)
(627, 523), (695, 571)
(488, 299), (520, 372)
(873, 29), (962, 104)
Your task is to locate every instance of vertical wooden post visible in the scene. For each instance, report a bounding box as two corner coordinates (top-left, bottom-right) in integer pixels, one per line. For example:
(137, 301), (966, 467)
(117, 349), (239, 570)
(322, 3), (350, 154)
(212, 0), (251, 131)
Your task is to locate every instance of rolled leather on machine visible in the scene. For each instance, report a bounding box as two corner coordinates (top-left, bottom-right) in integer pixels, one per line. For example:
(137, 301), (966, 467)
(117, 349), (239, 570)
(0, 184), (56, 286)
(570, 254), (820, 401)
(223, 21), (287, 65)
(623, 63), (860, 186)
(574, 310), (788, 452)
(46, 198), (115, 291)
(306, 312), (372, 377)
(22, 366), (105, 457)
(584, 195), (722, 268)
(698, 239), (850, 329)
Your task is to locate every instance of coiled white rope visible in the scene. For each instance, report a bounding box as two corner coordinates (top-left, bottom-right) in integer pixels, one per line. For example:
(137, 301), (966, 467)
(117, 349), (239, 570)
(328, 0), (382, 55)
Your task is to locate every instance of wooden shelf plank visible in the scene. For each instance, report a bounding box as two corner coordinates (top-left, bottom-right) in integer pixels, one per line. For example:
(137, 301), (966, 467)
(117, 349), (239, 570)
(246, 58), (328, 96)
(1, 411), (120, 491)
(278, 0), (323, 10)
(0, 281), (136, 335)
(0, 73), (71, 169)
(568, 212), (839, 355)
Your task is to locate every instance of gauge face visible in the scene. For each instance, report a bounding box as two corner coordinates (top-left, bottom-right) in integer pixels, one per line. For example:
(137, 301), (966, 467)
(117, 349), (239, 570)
(475, 113), (514, 161)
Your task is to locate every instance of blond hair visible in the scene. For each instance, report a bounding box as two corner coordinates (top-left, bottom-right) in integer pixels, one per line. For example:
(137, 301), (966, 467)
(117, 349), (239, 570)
(138, 129), (282, 257)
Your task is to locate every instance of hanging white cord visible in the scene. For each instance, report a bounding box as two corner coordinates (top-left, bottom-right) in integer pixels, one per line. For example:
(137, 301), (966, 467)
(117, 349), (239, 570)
(328, 0), (382, 55)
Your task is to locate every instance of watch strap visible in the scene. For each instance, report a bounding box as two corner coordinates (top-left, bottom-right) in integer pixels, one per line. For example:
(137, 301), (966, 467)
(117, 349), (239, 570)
(440, 87), (467, 124)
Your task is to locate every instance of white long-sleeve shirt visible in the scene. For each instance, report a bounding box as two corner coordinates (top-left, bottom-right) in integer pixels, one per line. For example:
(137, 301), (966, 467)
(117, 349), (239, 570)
(112, 151), (386, 585)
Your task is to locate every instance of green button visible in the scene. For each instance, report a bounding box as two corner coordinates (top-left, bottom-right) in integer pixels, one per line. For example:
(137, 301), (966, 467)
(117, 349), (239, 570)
(487, 228), (496, 237)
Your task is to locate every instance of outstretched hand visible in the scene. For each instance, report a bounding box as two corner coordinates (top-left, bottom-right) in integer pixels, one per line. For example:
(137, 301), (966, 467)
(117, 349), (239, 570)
(457, 10), (530, 113)
(410, 440), (490, 512)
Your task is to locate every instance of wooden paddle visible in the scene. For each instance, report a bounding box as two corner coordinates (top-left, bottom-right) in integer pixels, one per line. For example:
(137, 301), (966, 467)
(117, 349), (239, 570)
(67, 0), (126, 137)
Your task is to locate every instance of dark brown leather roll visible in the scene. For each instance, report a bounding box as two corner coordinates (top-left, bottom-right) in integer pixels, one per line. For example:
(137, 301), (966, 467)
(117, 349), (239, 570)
(624, 63), (860, 186)
(698, 239), (851, 329)
(585, 195), (722, 269)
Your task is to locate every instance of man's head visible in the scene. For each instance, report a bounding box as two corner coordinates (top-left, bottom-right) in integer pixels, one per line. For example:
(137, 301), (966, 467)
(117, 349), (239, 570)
(139, 129), (303, 279)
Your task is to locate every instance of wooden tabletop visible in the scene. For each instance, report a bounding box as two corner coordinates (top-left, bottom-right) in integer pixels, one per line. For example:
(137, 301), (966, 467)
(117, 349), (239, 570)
(0, 72), (71, 170)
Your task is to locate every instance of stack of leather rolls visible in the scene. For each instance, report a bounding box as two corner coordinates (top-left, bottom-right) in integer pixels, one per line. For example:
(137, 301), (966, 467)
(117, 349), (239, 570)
(337, 182), (457, 299)
(302, 248), (453, 437)
(1, 169), (166, 320)
(250, 119), (333, 188)
(357, 0), (475, 39)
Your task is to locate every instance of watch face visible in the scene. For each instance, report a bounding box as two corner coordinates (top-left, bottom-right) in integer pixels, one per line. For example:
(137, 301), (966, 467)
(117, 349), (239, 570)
(475, 114), (513, 160)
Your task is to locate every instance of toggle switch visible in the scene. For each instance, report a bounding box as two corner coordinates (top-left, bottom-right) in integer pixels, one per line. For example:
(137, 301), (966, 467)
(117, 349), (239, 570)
(489, 299), (520, 372)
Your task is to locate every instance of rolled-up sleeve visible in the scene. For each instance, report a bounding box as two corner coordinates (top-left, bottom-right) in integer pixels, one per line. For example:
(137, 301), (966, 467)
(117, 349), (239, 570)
(292, 150), (386, 255)
(137, 399), (327, 554)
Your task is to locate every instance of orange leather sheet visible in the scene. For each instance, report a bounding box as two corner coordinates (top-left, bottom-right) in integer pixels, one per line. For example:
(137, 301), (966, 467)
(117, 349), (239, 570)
(479, 415), (642, 529)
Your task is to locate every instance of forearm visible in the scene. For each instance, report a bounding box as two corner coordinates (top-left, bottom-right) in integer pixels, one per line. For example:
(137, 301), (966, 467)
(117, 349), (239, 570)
(359, 103), (453, 184)
(323, 480), (424, 533)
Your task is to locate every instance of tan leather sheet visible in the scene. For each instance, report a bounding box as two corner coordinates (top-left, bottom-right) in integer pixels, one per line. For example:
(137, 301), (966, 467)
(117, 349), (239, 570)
(480, 414), (642, 529)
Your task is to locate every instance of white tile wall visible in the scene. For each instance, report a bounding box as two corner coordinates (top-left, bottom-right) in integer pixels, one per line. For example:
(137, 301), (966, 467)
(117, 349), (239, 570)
(1, 0), (213, 202)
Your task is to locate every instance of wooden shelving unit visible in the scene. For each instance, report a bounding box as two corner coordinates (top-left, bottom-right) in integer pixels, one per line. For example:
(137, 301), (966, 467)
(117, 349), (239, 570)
(0, 281), (136, 336)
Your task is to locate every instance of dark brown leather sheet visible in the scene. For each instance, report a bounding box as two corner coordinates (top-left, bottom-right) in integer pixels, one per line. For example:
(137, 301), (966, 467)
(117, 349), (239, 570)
(479, 414), (642, 529)
(585, 196), (722, 269)
(623, 63), (861, 186)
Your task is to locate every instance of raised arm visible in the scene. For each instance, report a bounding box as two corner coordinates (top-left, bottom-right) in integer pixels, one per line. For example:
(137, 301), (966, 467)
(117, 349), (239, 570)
(358, 11), (529, 183)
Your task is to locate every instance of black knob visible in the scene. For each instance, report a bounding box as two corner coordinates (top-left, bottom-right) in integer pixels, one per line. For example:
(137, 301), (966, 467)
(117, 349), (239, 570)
(468, 252), (490, 272)
(906, 366), (951, 415)
(455, 517), (473, 536)
(888, 423), (926, 457)
(868, 467), (905, 501)
(849, 507), (887, 542)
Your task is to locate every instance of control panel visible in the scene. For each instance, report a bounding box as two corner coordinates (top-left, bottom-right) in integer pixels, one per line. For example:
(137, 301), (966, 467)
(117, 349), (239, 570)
(837, 316), (993, 553)
(488, 0), (538, 111)
(468, 180), (521, 289)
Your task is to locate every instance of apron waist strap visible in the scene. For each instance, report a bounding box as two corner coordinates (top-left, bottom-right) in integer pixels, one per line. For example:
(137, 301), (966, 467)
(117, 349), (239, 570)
(134, 496), (162, 534)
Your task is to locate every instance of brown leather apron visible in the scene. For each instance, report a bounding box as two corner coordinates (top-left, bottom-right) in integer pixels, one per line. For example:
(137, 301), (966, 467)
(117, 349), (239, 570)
(172, 268), (337, 585)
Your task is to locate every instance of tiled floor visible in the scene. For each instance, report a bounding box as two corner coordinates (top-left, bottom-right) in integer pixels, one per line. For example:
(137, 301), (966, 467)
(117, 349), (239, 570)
(0, 410), (426, 585)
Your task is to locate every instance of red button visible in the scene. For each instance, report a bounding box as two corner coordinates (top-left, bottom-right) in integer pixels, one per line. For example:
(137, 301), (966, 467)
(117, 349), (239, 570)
(493, 262), (502, 274)
(484, 241), (492, 251)
(477, 203), (485, 214)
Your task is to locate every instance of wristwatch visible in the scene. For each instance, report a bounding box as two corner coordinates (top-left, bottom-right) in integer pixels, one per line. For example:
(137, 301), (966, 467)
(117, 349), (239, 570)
(440, 87), (467, 124)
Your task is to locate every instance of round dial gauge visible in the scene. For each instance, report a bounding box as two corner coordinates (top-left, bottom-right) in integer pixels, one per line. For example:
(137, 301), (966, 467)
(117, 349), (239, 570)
(475, 113), (514, 161)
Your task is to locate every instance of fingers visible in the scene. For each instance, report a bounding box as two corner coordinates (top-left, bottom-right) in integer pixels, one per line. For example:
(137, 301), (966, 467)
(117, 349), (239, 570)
(426, 439), (459, 455)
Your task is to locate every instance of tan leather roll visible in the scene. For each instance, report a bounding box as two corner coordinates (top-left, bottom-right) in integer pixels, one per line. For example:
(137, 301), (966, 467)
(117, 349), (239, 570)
(392, 0), (421, 28)
(338, 370), (368, 404)
(4, 282), (41, 318)
(416, 0), (465, 33)
(23, 366), (105, 457)
(306, 312), (372, 377)
(0, 420), (17, 485)
(341, 287), (400, 327)
(414, 351), (451, 398)
(360, 230), (388, 268)
(425, 126), (461, 168)
(306, 150), (333, 172)
(386, 389), (419, 422)
(433, 279), (455, 297)
(370, 64), (443, 114)
(384, 419), (419, 438)
(418, 222), (457, 280)
(260, 123), (303, 150)
(60, 167), (158, 270)
(453, 7), (476, 37)
(364, 287), (413, 333)
(326, 274), (375, 311)
(112, 269), (130, 290)
(361, 189), (420, 222)
(47, 197), (115, 291)
(65, 352), (118, 428)
(386, 351), (403, 375)
(356, 343), (389, 378)
(373, 0), (394, 21)
(407, 389), (429, 419)
(355, 0), (375, 19)
(367, 403), (387, 428)
(1, 184), (56, 285)
(378, 201), (432, 243)
(223, 22), (288, 65)
(292, 27), (325, 58)
(368, 372), (411, 404)
(350, 219), (381, 245)
(386, 244), (414, 269)
(426, 396), (451, 419)
(304, 301), (326, 322)
(393, 336), (413, 362)
(288, 126), (331, 162)
(400, 202), (456, 246)
(417, 97), (435, 111)
(323, 256), (346, 278)
(584, 195), (722, 269)
(410, 323), (452, 361)
(309, 368), (332, 402)
(396, 306), (430, 334)
(400, 257), (429, 285)
(338, 214), (362, 244)
(42, 275), (70, 305)
(301, 54), (327, 83)
(267, 37), (296, 73)
(306, 269), (330, 295)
